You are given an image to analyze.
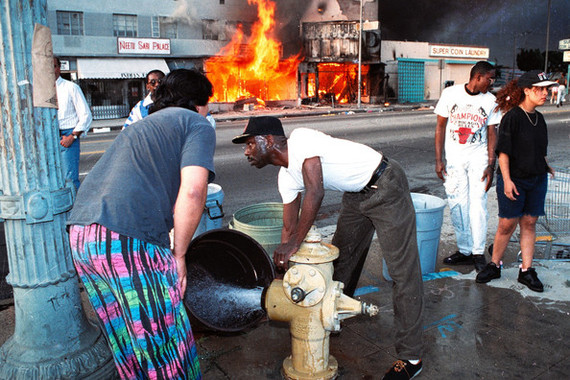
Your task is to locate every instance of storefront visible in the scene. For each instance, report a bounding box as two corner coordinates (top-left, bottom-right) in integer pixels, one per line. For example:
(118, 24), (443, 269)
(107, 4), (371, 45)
(381, 41), (491, 103)
(74, 57), (170, 119)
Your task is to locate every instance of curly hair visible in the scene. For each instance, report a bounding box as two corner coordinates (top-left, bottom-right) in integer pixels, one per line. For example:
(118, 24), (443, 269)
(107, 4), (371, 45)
(150, 69), (213, 114)
(495, 79), (524, 113)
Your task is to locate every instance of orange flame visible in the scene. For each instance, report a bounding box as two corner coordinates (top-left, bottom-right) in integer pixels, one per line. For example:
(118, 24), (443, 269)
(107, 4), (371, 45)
(205, 0), (300, 103)
(310, 63), (369, 104)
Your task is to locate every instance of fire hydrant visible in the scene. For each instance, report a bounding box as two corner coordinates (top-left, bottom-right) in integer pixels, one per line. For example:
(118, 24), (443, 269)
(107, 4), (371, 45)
(264, 227), (379, 380)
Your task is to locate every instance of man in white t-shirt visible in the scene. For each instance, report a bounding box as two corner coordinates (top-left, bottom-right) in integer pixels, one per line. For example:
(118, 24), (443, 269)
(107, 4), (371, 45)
(233, 116), (424, 380)
(434, 61), (502, 272)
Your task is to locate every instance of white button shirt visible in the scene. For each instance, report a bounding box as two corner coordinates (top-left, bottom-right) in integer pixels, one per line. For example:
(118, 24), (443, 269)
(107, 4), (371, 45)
(56, 77), (92, 134)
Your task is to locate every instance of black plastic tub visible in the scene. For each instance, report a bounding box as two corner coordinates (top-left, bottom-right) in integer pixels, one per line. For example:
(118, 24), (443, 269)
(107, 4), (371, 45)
(184, 229), (275, 333)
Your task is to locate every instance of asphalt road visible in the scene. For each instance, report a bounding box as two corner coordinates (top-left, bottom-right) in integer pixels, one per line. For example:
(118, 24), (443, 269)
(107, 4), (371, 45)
(80, 107), (570, 227)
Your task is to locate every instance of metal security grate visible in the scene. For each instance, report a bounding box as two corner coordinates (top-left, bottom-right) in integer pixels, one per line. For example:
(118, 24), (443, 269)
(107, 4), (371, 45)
(398, 59), (425, 103)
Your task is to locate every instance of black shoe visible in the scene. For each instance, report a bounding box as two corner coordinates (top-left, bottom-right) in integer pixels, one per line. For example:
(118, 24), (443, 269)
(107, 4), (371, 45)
(383, 359), (422, 380)
(473, 255), (487, 272)
(476, 262), (501, 283)
(443, 251), (473, 265)
(518, 268), (544, 292)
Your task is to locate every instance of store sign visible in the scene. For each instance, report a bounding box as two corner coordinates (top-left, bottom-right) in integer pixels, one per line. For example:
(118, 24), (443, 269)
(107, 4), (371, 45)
(429, 44), (489, 59)
(559, 38), (570, 50)
(117, 38), (171, 55)
(564, 51), (570, 63)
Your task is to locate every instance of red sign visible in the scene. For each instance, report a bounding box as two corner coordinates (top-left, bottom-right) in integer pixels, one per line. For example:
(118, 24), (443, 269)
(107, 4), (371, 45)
(118, 38), (171, 55)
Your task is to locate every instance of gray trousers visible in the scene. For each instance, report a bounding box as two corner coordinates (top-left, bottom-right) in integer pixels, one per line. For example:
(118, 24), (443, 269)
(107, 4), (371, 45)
(332, 159), (424, 359)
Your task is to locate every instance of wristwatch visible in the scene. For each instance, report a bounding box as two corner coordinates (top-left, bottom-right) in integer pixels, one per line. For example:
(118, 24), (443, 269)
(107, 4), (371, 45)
(72, 133), (78, 140)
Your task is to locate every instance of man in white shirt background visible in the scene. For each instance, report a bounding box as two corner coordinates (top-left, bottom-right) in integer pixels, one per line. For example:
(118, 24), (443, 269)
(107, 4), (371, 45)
(54, 57), (92, 189)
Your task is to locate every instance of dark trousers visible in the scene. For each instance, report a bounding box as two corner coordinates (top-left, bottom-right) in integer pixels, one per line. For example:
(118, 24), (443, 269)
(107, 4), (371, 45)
(332, 159), (424, 359)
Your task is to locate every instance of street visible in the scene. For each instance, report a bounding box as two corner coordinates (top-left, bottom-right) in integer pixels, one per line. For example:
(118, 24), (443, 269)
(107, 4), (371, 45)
(80, 106), (570, 227)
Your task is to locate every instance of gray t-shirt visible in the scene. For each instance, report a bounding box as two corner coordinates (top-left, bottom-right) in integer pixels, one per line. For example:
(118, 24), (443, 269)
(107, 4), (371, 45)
(68, 107), (216, 247)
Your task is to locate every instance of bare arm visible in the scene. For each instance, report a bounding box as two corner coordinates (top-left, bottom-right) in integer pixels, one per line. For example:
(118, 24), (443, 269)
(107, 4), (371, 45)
(482, 124), (498, 192)
(435, 115), (448, 181)
(274, 157), (324, 269)
(172, 165), (209, 293)
(498, 153), (518, 201)
(281, 193), (301, 244)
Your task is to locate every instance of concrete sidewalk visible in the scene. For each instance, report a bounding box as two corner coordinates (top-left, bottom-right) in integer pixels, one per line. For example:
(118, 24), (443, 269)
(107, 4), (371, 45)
(1, 189), (569, 379)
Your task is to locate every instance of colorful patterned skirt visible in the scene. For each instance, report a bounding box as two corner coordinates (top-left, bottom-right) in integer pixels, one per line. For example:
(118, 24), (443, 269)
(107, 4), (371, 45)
(69, 224), (201, 380)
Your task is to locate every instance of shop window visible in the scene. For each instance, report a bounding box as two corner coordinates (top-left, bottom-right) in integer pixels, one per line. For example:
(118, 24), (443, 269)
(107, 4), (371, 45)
(56, 11), (83, 35)
(113, 14), (137, 37)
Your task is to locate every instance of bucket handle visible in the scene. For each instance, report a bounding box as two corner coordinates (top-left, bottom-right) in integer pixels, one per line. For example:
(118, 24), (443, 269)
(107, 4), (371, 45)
(205, 200), (224, 220)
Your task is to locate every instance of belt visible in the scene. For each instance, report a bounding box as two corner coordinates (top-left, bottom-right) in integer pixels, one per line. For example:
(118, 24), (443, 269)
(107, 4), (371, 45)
(361, 155), (389, 192)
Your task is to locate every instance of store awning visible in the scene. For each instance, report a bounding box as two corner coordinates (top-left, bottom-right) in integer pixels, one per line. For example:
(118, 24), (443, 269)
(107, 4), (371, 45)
(77, 58), (170, 79)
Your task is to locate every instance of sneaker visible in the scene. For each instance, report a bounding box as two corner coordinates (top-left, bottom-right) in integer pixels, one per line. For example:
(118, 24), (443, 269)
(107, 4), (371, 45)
(443, 251), (473, 265)
(383, 360), (422, 380)
(476, 262), (501, 283)
(473, 254), (487, 272)
(518, 268), (544, 292)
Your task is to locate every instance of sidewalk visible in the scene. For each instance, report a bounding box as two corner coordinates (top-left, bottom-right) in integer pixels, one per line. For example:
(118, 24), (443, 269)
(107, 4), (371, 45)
(1, 188), (569, 379)
(89, 101), (438, 132)
(1, 102), (569, 378)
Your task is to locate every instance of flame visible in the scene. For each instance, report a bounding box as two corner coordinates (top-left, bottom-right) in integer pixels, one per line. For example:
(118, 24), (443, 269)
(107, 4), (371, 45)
(308, 63), (369, 104)
(205, 0), (300, 103)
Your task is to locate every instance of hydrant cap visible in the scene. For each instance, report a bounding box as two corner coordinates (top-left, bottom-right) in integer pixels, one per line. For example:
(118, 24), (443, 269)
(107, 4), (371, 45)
(290, 227), (339, 263)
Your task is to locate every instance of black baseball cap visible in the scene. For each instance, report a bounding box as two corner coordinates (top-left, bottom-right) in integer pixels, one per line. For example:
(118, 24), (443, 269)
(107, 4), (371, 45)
(232, 116), (285, 144)
(517, 70), (557, 88)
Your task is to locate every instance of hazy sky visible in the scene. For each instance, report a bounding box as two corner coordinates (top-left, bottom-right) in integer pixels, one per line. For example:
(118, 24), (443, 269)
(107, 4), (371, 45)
(378, 0), (570, 67)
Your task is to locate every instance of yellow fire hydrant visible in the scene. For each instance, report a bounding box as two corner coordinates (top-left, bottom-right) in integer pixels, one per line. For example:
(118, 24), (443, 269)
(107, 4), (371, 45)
(264, 227), (379, 380)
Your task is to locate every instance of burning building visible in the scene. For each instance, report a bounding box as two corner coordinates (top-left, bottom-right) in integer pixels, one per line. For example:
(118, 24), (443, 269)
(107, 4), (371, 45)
(205, 0), (383, 107)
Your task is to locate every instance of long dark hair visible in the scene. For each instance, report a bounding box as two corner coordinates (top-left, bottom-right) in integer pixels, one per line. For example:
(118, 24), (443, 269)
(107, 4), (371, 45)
(151, 69), (213, 114)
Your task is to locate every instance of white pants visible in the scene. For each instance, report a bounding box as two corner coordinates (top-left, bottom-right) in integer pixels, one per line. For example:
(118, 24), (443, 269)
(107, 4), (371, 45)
(443, 157), (489, 256)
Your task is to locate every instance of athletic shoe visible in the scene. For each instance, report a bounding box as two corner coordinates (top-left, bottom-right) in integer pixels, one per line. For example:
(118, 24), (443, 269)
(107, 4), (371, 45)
(382, 360), (422, 380)
(476, 262), (501, 283)
(518, 268), (544, 292)
(473, 254), (487, 272)
(443, 251), (473, 265)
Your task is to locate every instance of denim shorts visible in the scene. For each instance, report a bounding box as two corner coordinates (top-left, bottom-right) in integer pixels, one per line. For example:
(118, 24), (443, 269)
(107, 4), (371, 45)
(496, 173), (547, 218)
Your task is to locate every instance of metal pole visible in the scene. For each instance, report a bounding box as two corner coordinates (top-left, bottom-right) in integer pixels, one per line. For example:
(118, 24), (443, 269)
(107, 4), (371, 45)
(357, 0), (363, 109)
(544, 0), (551, 73)
(0, 1), (115, 378)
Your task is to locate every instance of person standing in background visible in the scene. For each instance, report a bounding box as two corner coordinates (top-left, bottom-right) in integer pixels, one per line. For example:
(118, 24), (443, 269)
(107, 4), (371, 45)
(123, 69), (165, 128)
(54, 57), (92, 190)
(476, 70), (556, 292)
(434, 61), (502, 272)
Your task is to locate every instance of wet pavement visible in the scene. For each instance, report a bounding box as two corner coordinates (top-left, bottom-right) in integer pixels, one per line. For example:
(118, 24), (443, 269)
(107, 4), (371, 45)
(1, 104), (569, 379)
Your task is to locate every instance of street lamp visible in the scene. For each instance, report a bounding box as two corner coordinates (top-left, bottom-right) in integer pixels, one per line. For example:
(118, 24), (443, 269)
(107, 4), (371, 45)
(357, 0), (363, 109)
(544, 0), (551, 73)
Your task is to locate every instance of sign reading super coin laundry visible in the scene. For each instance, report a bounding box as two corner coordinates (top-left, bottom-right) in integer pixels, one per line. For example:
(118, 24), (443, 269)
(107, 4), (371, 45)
(117, 38), (171, 55)
(429, 44), (489, 59)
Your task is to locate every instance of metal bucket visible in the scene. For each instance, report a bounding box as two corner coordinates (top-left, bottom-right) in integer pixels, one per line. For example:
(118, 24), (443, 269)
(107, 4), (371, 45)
(229, 202), (283, 259)
(184, 229), (275, 332)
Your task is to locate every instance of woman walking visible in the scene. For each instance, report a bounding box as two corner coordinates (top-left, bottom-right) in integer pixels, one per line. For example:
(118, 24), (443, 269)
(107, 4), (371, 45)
(476, 70), (556, 292)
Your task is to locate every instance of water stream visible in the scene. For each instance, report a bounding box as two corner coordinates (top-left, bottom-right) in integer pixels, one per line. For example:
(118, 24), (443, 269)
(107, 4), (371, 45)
(184, 265), (265, 329)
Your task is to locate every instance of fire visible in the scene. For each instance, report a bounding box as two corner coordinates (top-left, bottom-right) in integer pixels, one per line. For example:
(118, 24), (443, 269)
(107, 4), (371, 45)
(205, 0), (300, 103)
(306, 63), (369, 104)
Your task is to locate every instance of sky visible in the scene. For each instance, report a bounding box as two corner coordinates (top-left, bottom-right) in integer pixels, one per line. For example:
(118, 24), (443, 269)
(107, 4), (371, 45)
(378, 0), (570, 68)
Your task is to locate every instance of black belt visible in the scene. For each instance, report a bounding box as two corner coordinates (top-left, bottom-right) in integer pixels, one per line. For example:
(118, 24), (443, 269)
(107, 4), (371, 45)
(362, 155), (389, 192)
